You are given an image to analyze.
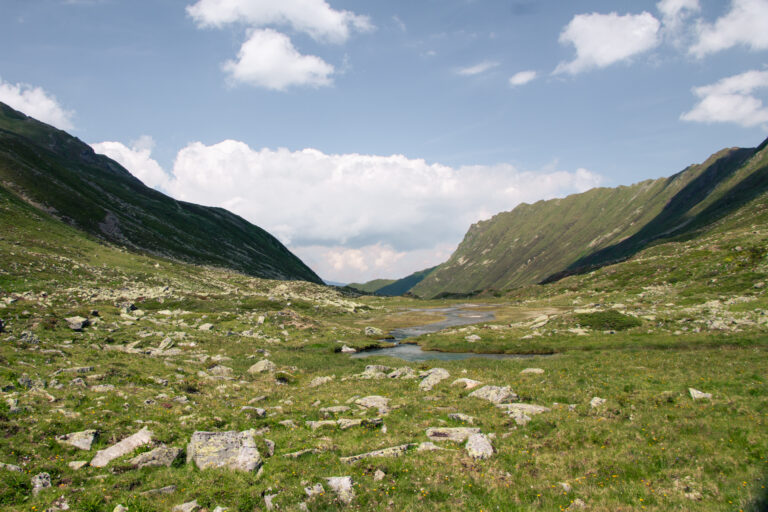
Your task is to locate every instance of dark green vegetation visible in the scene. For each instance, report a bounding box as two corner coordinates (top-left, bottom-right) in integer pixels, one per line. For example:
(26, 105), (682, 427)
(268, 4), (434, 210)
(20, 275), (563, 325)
(349, 267), (436, 296)
(412, 137), (768, 298)
(345, 279), (396, 293)
(0, 102), (321, 284)
(574, 311), (642, 332)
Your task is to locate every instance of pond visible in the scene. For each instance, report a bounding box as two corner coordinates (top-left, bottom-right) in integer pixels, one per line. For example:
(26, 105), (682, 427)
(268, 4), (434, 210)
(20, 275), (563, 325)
(350, 304), (543, 362)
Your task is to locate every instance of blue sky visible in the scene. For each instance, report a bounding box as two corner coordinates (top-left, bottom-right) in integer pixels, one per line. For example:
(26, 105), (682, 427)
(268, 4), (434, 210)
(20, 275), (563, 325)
(1, 0), (768, 282)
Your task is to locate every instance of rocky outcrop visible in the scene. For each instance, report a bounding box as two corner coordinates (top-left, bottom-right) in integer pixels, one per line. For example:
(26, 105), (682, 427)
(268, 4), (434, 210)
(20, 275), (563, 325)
(186, 430), (262, 472)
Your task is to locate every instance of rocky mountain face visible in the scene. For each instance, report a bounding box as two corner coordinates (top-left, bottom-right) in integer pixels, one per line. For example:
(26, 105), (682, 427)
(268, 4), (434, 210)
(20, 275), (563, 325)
(412, 137), (768, 298)
(0, 102), (321, 284)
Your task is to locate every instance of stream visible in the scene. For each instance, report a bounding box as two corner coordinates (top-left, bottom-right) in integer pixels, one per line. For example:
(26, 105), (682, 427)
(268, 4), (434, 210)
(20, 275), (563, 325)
(350, 304), (541, 362)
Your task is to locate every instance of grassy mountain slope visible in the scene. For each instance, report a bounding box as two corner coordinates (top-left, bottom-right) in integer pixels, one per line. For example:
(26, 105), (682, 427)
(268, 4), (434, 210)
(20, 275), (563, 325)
(412, 138), (768, 298)
(375, 266), (436, 296)
(346, 279), (397, 293)
(0, 102), (321, 284)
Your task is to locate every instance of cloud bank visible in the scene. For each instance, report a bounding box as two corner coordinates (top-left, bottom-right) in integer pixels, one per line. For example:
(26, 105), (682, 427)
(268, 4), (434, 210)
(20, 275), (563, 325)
(681, 69), (768, 127)
(92, 139), (602, 282)
(0, 78), (74, 130)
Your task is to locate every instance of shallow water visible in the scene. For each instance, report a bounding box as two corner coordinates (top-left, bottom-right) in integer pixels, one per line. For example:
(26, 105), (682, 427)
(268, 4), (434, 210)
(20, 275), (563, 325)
(350, 304), (539, 362)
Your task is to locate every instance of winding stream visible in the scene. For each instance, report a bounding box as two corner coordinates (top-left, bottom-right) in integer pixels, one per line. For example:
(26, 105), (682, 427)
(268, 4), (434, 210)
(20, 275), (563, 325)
(350, 304), (540, 362)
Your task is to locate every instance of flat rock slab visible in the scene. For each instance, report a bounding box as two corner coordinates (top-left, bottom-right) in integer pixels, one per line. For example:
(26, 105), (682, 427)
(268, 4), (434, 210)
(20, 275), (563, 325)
(419, 368), (450, 391)
(590, 397), (606, 408)
(388, 367), (417, 379)
(355, 395), (391, 415)
(90, 428), (153, 467)
(468, 385), (518, 404)
(326, 476), (355, 504)
(309, 376), (334, 387)
(248, 360), (276, 374)
(452, 378), (483, 390)
(56, 429), (98, 451)
(426, 427), (481, 443)
(465, 433), (494, 460)
(129, 445), (181, 468)
(689, 388), (712, 400)
(187, 430), (262, 472)
(340, 443), (415, 464)
(521, 368), (545, 375)
(498, 403), (551, 415)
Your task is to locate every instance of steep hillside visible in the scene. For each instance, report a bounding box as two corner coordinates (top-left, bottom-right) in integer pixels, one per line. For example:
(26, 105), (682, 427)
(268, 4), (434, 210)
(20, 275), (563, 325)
(412, 138), (768, 297)
(376, 266), (436, 296)
(347, 279), (397, 293)
(0, 102), (321, 283)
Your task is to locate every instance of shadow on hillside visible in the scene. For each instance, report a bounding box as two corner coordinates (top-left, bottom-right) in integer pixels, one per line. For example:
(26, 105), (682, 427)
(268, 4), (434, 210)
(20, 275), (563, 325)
(542, 145), (768, 284)
(750, 478), (768, 512)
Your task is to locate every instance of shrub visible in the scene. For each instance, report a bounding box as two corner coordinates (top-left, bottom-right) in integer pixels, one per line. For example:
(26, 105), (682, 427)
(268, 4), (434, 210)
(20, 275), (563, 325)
(575, 310), (642, 331)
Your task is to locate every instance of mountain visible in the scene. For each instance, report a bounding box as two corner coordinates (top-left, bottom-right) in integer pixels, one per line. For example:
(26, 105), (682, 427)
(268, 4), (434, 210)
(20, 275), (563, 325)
(375, 266), (436, 296)
(412, 137), (768, 298)
(0, 102), (321, 283)
(346, 279), (397, 293)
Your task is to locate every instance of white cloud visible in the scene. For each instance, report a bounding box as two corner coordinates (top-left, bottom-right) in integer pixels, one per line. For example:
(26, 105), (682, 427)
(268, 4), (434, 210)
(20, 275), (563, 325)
(91, 136), (172, 190)
(509, 70), (537, 86)
(223, 29), (334, 90)
(186, 0), (372, 43)
(0, 78), (74, 130)
(681, 69), (768, 127)
(555, 12), (661, 75)
(657, 0), (700, 26)
(690, 0), (768, 57)
(457, 61), (500, 76)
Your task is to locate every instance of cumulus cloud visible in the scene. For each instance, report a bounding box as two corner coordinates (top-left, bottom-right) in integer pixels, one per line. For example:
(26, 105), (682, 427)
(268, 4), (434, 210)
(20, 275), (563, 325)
(681, 69), (768, 127)
(457, 61), (500, 76)
(0, 78), (74, 130)
(94, 137), (602, 281)
(509, 70), (537, 86)
(555, 12), (661, 74)
(223, 29), (334, 90)
(91, 136), (172, 190)
(689, 0), (768, 57)
(186, 0), (371, 43)
(657, 0), (700, 27)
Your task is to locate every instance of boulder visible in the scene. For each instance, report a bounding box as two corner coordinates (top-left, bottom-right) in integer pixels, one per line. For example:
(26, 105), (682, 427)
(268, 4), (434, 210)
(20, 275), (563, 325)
(173, 500), (200, 512)
(340, 444), (414, 464)
(340, 345), (356, 354)
(326, 476), (355, 504)
(590, 397), (606, 408)
(128, 445), (181, 468)
(56, 430), (98, 451)
(65, 316), (89, 331)
(309, 376), (334, 387)
(355, 395), (391, 415)
(90, 428), (153, 467)
(387, 367), (417, 379)
(248, 360), (276, 374)
(465, 334), (481, 342)
(364, 326), (383, 336)
(452, 378), (483, 390)
(468, 385), (517, 404)
(186, 430), (262, 472)
(198, 323), (214, 331)
(689, 388), (712, 400)
(520, 368), (545, 375)
(419, 368), (450, 391)
(31, 472), (51, 495)
(465, 433), (494, 460)
(426, 427), (481, 443)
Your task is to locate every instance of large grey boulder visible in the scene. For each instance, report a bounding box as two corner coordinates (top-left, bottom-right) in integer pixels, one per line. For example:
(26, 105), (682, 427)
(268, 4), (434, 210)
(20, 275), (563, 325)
(186, 430), (262, 472)
(65, 316), (89, 331)
(355, 395), (391, 415)
(468, 385), (517, 404)
(452, 378), (483, 390)
(419, 368), (450, 391)
(56, 430), (98, 451)
(689, 388), (712, 400)
(425, 427), (481, 443)
(31, 472), (51, 495)
(465, 433), (494, 460)
(129, 445), (181, 468)
(326, 476), (355, 504)
(90, 428), (153, 467)
(248, 360), (276, 374)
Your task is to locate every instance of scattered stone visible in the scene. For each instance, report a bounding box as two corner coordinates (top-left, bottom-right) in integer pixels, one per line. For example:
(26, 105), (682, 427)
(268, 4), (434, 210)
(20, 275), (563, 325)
(56, 430), (98, 451)
(141, 485), (177, 496)
(364, 326), (383, 336)
(264, 439), (275, 457)
(309, 376), (334, 387)
(340, 444), (414, 464)
(530, 315), (549, 329)
(320, 405), (350, 417)
(373, 469), (386, 482)
(387, 367), (417, 379)
(187, 430), (262, 472)
(68, 461), (88, 470)
(0, 462), (21, 472)
(355, 395), (391, 415)
(129, 445), (181, 468)
(426, 427), (481, 443)
(90, 428), (153, 467)
(568, 498), (587, 510)
(465, 433), (494, 460)
(31, 472), (51, 495)
(241, 406), (267, 417)
(158, 337), (175, 350)
(448, 413), (476, 424)
(689, 388), (712, 400)
(173, 500), (200, 512)
(305, 483), (324, 498)
(559, 482), (573, 493)
(47, 495), (70, 511)
(468, 385), (517, 404)
(340, 345), (356, 354)
(326, 476), (355, 504)
(283, 448), (319, 459)
(358, 365), (389, 378)
(419, 368), (450, 391)
(279, 420), (297, 429)
(91, 384), (116, 392)
(113, 505), (128, 512)
(452, 378), (482, 390)
(65, 316), (89, 331)
(589, 397), (606, 408)
(198, 323), (214, 331)
(498, 403), (551, 416)
(264, 493), (278, 510)
(521, 368), (545, 375)
(248, 360), (276, 374)
(213, 507), (229, 512)
(306, 420), (337, 431)
(465, 334), (481, 342)
(417, 442), (443, 452)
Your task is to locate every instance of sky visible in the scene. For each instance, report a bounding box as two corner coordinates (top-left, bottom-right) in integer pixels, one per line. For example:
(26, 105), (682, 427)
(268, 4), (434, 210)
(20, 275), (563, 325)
(1, 0), (768, 283)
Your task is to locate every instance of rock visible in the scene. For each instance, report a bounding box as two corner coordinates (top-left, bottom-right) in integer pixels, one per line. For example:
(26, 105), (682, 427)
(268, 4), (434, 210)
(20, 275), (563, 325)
(248, 360), (276, 374)
(241, 406), (267, 417)
(589, 397), (606, 408)
(91, 384), (116, 392)
(568, 498), (587, 509)
(186, 430), (262, 472)
(355, 395), (391, 415)
(264, 439), (275, 457)
(426, 427), (481, 443)
(468, 385), (517, 404)
(129, 445), (181, 468)
(417, 442), (442, 452)
(320, 405), (350, 417)
(358, 364), (390, 378)
(68, 461), (88, 470)
(530, 315), (549, 328)
(31, 472), (51, 495)
(559, 482), (572, 493)
(213, 507), (229, 512)
(387, 367), (417, 379)
(283, 448), (319, 459)
(326, 476), (355, 504)
(56, 430), (98, 451)
(305, 483), (324, 498)
(309, 376), (334, 387)
(141, 485), (177, 496)
(198, 323), (214, 331)
(465, 334), (481, 342)
(113, 505), (128, 512)
(448, 413), (475, 424)
(306, 420), (337, 431)
(689, 388), (712, 400)
(419, 368), (450, 391)
(65, 316), (89, 331)
(264, 493), (278, 510)
(521, 368), (545, 375)
(498, 403), (551, 415)
(173, 500), (200, 512)
(373, 469), (386, 482)
(452, 378), (483, 390)
(47, 495), (70, 511)
(340, 345), (356, 354)
(90, 427), (153, 467)
(340, 444), (414, 464)
(465, 433), (494, 460)
(158, 337), (175, 350)
(364, 326), (383, 336)
(0, 462), (22, 472)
